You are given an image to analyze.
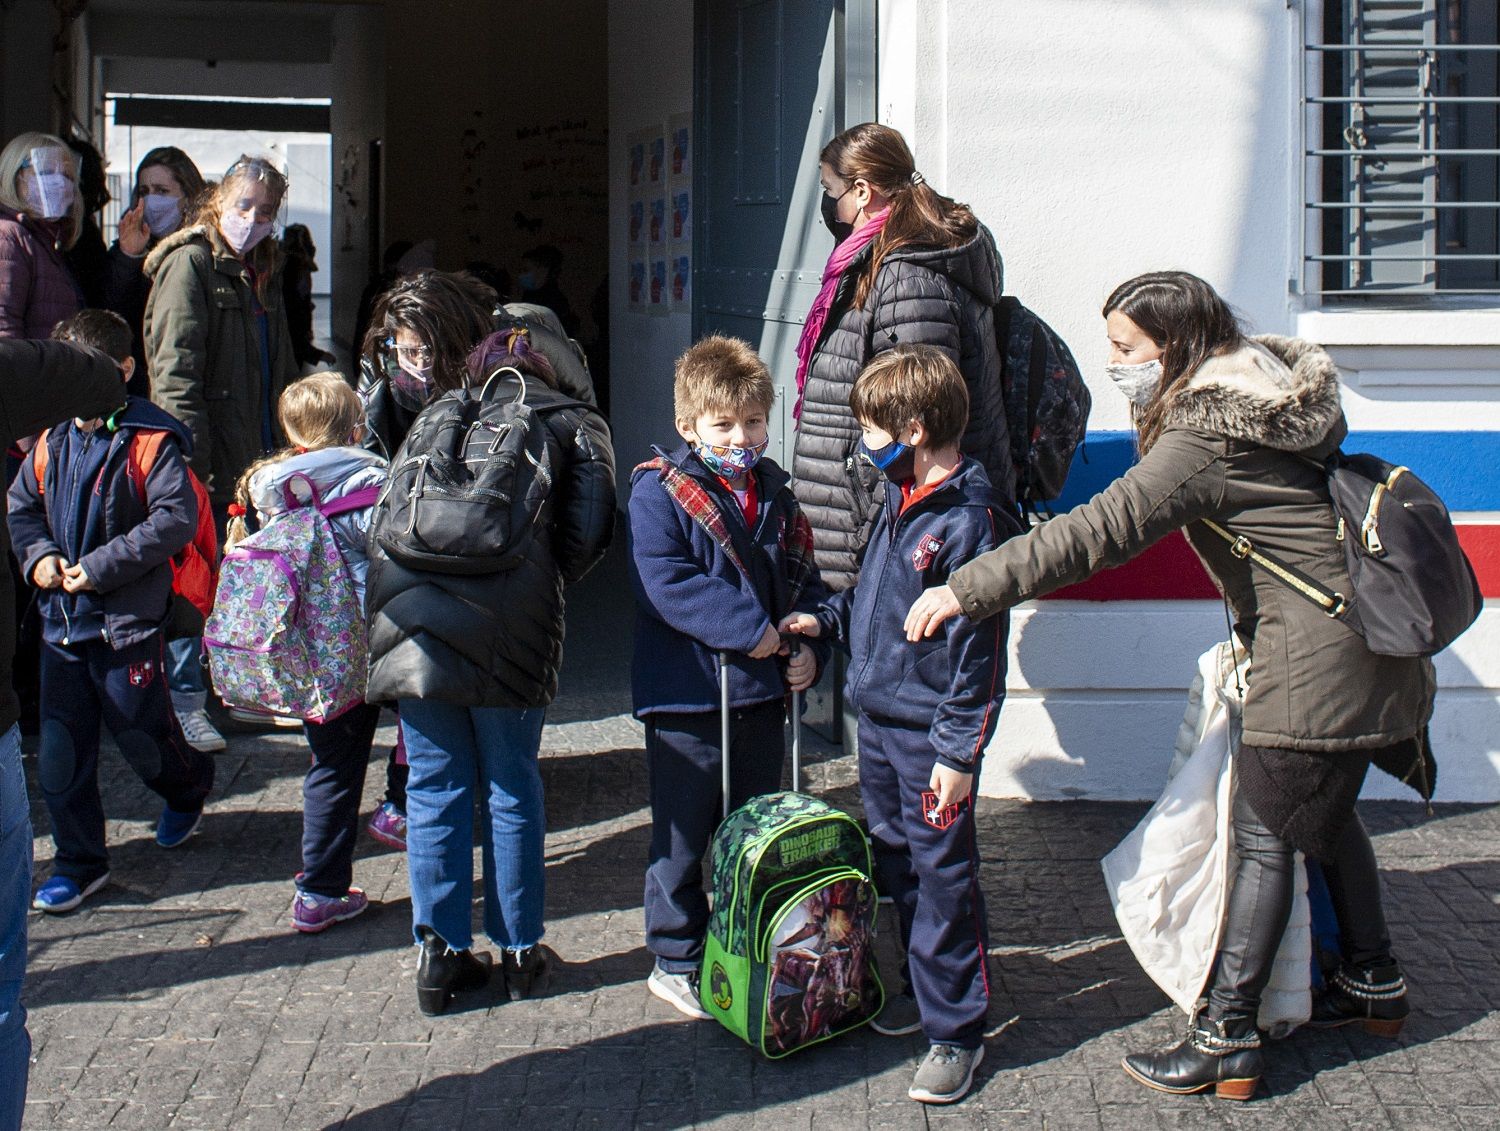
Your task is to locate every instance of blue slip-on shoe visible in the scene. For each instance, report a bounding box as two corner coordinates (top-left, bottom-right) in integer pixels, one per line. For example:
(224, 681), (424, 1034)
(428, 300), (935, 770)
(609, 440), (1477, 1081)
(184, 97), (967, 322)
(156, 806), (204, 848)
(32, 872), (110, 914)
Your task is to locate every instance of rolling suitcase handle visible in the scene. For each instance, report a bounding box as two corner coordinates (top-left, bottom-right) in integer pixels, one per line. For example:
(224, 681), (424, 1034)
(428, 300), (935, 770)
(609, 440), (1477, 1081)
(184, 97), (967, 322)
(718, 642), (803, 821)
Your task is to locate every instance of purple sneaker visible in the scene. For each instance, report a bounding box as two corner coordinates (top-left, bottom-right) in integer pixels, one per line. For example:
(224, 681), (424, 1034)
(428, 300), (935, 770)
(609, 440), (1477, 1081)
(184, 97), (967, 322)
(292, 887), (369, 933)
(366, 801), (407, 850)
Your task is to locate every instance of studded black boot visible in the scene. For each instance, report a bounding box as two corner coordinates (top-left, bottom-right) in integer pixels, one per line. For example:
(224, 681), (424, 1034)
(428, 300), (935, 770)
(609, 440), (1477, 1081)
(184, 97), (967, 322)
(1309, 959), (1408, 1037)
(1122, 1010), (1263, 1101)
(415, 927), (493, 1015)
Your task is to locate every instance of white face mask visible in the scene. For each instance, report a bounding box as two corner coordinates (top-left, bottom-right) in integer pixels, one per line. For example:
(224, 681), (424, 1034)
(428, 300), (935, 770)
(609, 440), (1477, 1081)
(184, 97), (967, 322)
(142, 194), (182, 237)
(220, 210), (274, 255)
(1106, 358), (1164, 409)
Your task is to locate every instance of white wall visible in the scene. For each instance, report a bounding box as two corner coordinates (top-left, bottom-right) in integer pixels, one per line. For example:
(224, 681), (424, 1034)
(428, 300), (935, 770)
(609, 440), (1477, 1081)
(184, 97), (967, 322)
(607, 0), (695, 476)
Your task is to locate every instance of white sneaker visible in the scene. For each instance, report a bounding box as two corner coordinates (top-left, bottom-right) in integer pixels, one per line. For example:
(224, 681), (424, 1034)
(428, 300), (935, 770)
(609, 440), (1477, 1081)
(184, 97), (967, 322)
(647, 962), (712, 1020)
(226, 706), (302, 728)
(176, 708), (226, 753)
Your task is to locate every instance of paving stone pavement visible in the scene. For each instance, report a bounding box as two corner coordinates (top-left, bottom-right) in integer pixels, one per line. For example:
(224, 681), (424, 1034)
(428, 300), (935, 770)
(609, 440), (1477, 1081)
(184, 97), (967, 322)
(16, 544), (1500, 1129)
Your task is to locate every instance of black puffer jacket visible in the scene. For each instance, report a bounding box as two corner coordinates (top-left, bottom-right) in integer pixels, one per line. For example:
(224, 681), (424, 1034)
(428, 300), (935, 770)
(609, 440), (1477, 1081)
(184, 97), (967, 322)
(363, 374), (616, 708)
(792, 224), (1011, 590)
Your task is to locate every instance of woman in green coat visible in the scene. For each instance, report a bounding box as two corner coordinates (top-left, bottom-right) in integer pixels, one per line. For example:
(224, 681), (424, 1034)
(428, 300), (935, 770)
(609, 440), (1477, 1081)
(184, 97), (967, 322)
(143, 156), (297, 754)
(906, 271), (1436, 1102)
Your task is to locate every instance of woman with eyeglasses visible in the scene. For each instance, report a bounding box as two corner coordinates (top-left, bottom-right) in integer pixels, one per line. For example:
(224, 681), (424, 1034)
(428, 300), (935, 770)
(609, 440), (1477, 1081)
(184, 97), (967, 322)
(102, 147), (207, 394)
(792, 122), (1013, 592)
(354, 269), (499, 852)
(143, 155), (298, 754)
(0, 132), (85, 341)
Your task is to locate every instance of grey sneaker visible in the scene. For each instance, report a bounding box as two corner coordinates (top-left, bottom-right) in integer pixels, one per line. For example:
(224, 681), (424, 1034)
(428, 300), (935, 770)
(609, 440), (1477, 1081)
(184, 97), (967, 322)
(871, 991), (922, 1036)
(647, 961), (711, 1020)
(909, 1042), (985, 1104)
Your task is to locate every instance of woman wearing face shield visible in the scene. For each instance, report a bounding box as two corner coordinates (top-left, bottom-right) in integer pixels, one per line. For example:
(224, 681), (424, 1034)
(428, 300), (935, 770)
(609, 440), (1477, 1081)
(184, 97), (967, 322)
(102, 148), (207, 395)
(143, 156), (298, 754)
(354, 269), (498, 852)
(792, 122), (1012, 592)
(0, 133), (85, 340)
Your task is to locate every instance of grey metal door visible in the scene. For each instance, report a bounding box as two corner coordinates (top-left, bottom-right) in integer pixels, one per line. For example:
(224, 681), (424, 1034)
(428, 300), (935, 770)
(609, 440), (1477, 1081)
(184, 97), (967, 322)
(694, 0), (876, 466)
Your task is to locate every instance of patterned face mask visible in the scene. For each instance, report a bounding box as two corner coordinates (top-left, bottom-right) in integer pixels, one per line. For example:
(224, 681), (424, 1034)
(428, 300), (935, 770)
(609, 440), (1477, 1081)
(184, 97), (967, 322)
(1105, 358), (1164, 408)
(694, 437), (769, 479)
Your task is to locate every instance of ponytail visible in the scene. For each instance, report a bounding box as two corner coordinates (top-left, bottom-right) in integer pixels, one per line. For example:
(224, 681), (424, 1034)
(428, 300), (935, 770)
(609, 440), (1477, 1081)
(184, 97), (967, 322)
(222, 449), (296, 552)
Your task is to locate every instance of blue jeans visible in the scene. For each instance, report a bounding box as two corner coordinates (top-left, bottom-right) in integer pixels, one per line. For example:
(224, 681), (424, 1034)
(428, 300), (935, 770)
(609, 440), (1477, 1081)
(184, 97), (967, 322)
(398, 700), (546, 951)
(1, 724), (32, 1131)
(165, 636), (206, 712)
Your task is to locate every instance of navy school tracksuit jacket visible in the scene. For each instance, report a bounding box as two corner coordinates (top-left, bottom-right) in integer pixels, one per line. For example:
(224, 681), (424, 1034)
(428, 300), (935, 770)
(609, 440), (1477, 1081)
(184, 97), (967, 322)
(628, 444), (831, 716)
(817, 458), (1022, 772)
(7, 397), (197, 650)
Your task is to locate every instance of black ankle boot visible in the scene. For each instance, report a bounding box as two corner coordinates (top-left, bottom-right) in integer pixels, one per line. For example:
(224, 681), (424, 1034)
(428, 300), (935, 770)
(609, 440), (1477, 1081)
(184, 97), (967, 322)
(416, 927), (492, 1016)
(501, 945), (550, 1001)
(1310, 959), (1408, 1037)
(1122, 1010), (1263, 1101)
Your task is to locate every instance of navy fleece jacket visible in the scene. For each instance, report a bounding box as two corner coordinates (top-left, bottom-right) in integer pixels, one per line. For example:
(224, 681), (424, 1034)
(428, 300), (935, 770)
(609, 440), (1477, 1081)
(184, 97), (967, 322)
(818, 457), (1021, 771)
(628, 443), (830, 716)
(8, 396), (197, 649)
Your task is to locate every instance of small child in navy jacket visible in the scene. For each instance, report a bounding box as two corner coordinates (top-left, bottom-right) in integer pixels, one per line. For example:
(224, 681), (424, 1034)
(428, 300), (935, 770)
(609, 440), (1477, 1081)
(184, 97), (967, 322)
(8, 310), (214, 914)
(629, 335), (829, 1019)
(781, 344), (1021, 1104)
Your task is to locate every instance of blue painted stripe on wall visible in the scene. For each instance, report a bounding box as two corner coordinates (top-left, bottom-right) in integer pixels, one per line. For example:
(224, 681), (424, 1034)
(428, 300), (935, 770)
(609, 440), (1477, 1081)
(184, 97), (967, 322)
(1049, 431), (1500, 511)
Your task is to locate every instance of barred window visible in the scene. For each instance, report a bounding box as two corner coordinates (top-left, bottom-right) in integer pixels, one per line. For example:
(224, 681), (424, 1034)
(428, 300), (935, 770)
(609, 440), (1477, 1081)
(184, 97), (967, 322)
(1305, 1), (1500, 298)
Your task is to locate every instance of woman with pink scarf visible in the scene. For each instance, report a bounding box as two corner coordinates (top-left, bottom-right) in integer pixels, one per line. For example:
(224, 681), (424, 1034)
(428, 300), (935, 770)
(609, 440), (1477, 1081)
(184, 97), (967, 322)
(791, 123), (1012, 591)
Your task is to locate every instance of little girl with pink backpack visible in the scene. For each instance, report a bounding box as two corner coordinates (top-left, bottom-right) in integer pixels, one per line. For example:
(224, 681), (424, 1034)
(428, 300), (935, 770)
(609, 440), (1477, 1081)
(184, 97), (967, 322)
(209, 372), (387, 932)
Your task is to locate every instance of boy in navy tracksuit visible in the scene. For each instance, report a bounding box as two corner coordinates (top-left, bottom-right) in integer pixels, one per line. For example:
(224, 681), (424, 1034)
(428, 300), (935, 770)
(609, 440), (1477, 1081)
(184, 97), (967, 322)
(8, 310), (214, 914)
(782, 344), (1020, 1104)
(629, 335), (829, 1019)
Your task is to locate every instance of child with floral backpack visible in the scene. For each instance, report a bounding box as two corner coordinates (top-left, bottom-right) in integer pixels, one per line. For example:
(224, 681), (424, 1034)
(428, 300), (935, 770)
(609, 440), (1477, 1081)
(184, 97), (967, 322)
(223, 372), (387, 932)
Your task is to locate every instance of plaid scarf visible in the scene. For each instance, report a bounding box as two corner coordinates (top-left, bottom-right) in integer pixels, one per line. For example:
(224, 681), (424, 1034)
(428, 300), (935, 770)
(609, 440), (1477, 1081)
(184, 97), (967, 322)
(638, 457), (817, 613)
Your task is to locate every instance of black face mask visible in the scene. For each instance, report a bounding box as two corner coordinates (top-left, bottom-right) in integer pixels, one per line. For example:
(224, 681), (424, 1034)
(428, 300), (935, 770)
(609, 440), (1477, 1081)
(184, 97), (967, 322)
(821, 191), (854, 245)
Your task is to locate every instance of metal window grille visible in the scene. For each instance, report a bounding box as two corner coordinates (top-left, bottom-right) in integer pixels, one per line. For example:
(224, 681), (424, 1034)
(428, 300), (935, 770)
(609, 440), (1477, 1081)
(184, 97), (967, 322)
(1303, 0), (1500, 298)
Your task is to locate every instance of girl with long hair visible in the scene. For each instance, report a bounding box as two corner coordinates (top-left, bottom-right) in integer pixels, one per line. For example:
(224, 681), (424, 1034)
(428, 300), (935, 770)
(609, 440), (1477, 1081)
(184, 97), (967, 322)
(793, 122), (1012, 590)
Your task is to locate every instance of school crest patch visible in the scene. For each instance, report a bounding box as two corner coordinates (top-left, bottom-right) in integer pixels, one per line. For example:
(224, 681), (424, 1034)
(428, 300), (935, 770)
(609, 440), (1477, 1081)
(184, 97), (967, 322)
(128, 661), (155, 688)
(911, 533), (944, 571)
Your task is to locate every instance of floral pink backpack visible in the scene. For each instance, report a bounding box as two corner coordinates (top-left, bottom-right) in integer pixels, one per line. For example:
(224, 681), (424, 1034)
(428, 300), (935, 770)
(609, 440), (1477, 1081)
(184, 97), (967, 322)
(204, 475), (380, 723)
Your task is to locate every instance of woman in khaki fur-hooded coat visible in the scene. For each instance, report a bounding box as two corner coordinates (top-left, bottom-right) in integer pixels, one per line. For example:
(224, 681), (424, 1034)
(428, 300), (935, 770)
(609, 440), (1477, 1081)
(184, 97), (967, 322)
(906, 271), (1433, 1100)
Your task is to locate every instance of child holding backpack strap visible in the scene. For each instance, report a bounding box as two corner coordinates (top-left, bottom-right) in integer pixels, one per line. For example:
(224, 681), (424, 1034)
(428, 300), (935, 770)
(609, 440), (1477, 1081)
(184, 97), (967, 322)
(224, 373), (387, 933)
(8, 309), (215, 914)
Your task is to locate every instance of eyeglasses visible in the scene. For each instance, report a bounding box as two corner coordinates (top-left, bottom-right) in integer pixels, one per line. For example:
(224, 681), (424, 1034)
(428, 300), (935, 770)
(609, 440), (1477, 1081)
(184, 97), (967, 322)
(381, 337), (433, 365)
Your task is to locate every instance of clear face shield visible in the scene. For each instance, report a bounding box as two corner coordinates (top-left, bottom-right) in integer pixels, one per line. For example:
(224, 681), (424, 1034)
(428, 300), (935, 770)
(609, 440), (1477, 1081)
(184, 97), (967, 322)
(379, 335), (437, 412)
(23, 147), (76, 221)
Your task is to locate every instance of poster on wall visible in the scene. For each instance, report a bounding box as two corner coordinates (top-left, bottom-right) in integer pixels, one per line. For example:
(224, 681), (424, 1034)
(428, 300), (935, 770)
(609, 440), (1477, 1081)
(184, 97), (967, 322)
(648, 130), (666, 186)
(669, 113), (692, 181)
(629, 198), (646, 247)
(671, 189), (691, 241)
(649, 255), (669, 314)
(628, 131), (648, 191)
(670, 245), (691, 311)
(649, 195), (667, 246)
(628, 258), (647, 313)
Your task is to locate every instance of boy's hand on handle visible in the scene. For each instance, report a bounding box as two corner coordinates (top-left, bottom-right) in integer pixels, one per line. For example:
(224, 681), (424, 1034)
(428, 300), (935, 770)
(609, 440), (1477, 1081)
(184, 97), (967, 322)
(929, 763), (973, 811)
(905, 584), (963, 641)
(785, 646), (817, 692)
(32, 555), (67, 589)
(118, 201), (149, 257)
(61, 563), (94, 593)
(747, 622), (781, 659)
(777, 612), (821, 639)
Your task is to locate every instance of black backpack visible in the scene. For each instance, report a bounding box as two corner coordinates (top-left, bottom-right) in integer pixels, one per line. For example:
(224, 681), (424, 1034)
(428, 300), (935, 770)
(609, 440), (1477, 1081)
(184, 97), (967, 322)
(371, 371), (587, 575)
(1204, 451), (1481, 658)
(994, 296), (1091, 516)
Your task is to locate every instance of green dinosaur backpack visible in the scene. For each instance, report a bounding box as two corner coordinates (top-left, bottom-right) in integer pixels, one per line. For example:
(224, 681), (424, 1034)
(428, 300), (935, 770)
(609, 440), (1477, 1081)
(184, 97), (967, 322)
(700, 790), (884, 1057)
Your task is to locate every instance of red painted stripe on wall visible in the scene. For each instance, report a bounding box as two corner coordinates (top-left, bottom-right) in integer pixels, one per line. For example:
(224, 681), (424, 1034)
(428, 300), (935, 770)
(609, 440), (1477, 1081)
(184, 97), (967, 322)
(1039, 524), (1500, 602)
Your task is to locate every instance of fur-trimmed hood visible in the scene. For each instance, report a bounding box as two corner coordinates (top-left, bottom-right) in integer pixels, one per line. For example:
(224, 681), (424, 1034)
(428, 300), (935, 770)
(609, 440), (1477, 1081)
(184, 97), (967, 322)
(143, 223), (284, 281)
(1160, 334), (1344, 453)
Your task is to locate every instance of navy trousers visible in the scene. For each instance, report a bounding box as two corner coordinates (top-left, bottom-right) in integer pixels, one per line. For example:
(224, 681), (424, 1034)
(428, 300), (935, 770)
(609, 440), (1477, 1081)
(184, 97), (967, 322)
(299, 702), (380, 898)
(644, 699), (785, 975)
(38, 634), (214, 883)
(858, 714), (989, 1049)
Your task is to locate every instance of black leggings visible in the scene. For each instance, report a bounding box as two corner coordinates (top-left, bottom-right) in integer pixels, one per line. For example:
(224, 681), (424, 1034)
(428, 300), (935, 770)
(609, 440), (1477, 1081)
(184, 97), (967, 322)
(1207, 792), (1392, 1019)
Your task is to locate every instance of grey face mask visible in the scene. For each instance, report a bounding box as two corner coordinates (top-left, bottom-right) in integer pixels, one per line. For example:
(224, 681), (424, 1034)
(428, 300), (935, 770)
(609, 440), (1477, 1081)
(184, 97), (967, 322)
(1105, 358), (1164, 408)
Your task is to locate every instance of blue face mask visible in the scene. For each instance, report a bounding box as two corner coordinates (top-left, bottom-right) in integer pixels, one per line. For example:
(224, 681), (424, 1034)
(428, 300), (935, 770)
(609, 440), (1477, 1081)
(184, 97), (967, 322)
(858, 436), (916, 482)
(141, 193), (182, 237)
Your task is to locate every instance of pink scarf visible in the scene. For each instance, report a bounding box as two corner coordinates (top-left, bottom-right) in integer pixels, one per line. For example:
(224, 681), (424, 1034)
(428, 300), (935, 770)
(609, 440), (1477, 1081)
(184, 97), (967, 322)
(793, 208), (889, 421)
